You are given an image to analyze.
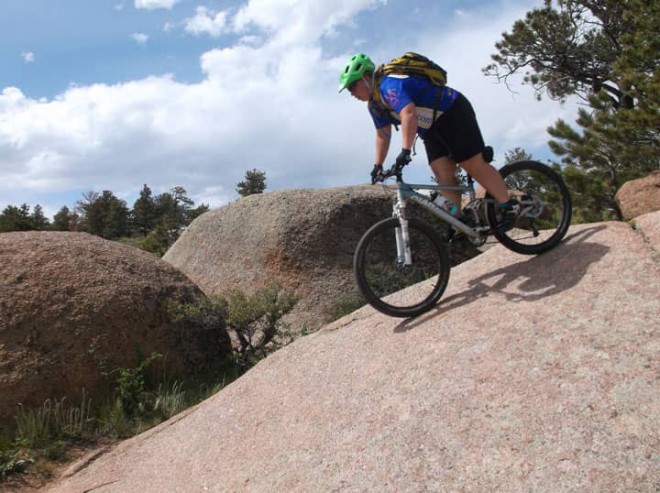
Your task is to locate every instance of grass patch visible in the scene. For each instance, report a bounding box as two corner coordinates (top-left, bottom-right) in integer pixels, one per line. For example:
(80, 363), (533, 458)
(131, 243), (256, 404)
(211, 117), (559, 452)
(1, 373), (232, 486)
(14, 393), (94, 449)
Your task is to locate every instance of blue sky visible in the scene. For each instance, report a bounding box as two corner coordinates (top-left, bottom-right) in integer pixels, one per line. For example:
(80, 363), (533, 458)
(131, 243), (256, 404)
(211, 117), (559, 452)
(1, 0), (579, 218)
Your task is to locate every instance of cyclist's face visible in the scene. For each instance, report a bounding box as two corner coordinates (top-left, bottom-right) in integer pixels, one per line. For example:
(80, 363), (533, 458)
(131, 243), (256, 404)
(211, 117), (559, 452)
(349, 78), (369, 101)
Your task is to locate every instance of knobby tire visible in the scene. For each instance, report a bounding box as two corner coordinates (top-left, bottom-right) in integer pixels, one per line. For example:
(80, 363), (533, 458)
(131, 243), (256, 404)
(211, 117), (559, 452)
(354, 217), (450, 318)
(487, 160), (572, 255)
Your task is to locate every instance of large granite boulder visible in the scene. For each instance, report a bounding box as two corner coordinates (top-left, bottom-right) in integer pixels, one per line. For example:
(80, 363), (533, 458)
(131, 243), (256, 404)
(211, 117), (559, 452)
(616, 170), (660, 220)
(0, 231), (232, 432)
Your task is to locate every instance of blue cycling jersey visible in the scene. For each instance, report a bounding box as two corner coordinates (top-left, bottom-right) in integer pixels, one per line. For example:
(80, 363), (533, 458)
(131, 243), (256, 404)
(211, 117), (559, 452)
(369, 75), (459, 138)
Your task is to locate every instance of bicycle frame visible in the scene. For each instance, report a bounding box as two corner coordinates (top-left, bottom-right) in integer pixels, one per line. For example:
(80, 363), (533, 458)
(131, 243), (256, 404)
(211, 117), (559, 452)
(389, 177), (490, 266)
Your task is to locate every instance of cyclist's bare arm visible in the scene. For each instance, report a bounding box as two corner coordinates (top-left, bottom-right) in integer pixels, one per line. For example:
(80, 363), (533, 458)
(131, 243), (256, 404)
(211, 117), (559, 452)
(375, 124), (392, 166)
(399, 102), (417, 150)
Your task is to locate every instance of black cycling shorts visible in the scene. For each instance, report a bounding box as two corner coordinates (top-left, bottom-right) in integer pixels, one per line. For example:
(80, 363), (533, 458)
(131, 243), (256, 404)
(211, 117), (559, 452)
(423, 93), (486, 164)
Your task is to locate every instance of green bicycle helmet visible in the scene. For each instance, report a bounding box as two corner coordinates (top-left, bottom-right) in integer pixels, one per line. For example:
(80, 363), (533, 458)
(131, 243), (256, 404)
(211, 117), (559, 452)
(338, 53), (375, 93)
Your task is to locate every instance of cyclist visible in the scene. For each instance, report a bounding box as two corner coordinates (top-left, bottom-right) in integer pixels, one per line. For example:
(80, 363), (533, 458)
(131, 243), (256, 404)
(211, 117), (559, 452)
(339, 53), (518, 231)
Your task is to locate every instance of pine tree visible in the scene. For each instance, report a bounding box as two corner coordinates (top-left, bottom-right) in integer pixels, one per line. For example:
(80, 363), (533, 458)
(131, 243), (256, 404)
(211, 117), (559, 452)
(236, 169), (267, 197)
(484, 0), (629, 105)
(77, 191), (129, 239)
(504, 148), (533, 165)
(30, 204), (50, 230)
(486, 0), (659, 221)
(140, 186), (209, 254)
(132, 184), (157, 236)
(53, 206), (76, 231)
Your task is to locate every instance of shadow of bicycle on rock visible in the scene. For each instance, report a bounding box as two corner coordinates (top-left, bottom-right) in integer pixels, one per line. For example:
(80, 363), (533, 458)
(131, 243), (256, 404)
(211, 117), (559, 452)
(394, 225), (609, 333)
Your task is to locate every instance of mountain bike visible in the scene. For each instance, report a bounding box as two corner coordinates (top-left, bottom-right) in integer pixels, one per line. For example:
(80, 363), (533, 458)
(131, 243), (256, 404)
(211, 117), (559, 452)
(353, 157), (572, 318)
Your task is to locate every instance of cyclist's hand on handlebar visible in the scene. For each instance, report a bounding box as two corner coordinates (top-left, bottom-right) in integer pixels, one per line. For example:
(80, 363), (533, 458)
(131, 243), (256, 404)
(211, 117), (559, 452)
(395, 148), (412, 167)
(370, 164), (384, 184)
(371, 150), (411, 184)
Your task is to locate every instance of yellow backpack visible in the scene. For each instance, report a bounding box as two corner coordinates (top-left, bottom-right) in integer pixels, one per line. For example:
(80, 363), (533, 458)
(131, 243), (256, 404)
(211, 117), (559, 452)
(372, 52), (447, 110)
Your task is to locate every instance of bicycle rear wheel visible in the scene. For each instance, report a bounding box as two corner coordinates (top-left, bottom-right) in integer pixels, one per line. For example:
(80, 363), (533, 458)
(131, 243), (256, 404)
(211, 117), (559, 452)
(354, 217), (450, 318)
(487, 160), (572, 255)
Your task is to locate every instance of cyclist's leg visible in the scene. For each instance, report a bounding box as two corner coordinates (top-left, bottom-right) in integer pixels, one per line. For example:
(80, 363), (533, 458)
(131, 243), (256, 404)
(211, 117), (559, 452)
(429, 157), (461, 213)
(459, 154), (508, 203)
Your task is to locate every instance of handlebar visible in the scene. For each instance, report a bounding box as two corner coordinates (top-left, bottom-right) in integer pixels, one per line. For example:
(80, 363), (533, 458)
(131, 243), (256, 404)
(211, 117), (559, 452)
(374, 161), (409, 183)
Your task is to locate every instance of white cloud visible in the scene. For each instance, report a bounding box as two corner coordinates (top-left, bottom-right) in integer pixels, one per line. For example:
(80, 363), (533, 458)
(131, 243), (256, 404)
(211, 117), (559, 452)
(233, 0), (385, 47)
(21, 51), (35, 63)
(184, 7), (230, 38)
(131, 33), (149, 45)
(134, 0), (177, 10)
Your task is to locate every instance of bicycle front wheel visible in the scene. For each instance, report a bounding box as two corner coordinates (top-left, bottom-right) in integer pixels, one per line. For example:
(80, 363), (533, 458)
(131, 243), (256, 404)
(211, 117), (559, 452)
(487, 160), (572, 255)
(354, 217), (450, 318)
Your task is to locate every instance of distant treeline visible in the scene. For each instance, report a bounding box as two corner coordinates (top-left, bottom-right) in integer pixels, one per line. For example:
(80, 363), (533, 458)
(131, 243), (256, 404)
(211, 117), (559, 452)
(1, 170), (268, 255)
(0, 185), (209, 255)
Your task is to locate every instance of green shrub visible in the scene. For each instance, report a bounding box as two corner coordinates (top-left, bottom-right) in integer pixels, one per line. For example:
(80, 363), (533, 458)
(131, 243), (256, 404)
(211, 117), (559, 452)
(168, 284), (298, 373)
(223, 284), (298, 371)
(137, 222), (180, 257)
(167, 296), (225, 332)
(327, 291), (365, 321)
(0, 448), (32, 481)
(112, 353), (162, 419)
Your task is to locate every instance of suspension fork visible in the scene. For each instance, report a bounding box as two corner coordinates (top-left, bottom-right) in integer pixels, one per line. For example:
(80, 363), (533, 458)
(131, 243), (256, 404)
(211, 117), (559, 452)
(394, 187), (413, 266)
